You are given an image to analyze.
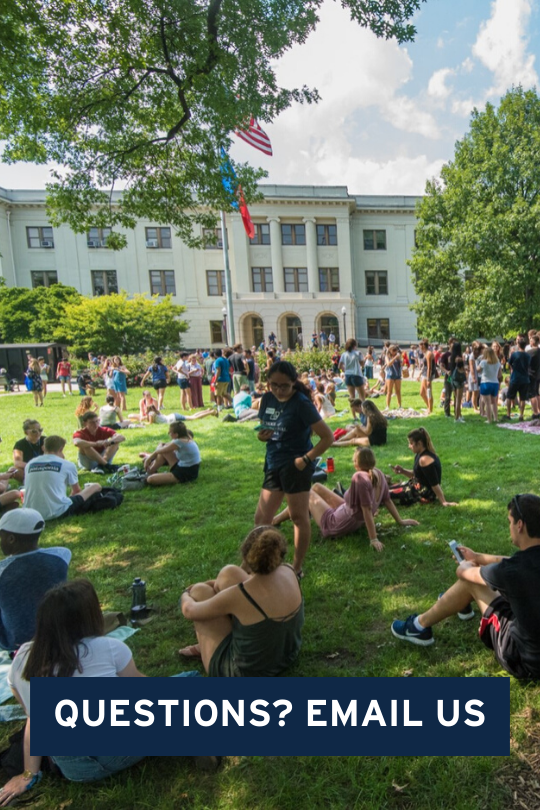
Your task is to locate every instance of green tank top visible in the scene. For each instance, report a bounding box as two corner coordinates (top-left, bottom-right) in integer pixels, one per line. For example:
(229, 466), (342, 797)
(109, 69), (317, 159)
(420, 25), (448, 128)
(230, 573), (304, 677)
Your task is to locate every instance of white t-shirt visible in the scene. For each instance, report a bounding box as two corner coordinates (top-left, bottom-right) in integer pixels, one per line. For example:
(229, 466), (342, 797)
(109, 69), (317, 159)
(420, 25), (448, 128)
(175, 360), (190, 380)
(99, 404), (119, 426)
(8, 636), (133, 715)
(339, 350), (363, 375)
(478, 359), (501, 384)
(24, 455), (79, 520)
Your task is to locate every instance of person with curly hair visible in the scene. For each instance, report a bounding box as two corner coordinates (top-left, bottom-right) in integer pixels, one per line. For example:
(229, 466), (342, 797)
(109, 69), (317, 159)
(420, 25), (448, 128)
(179, 526), (304, 676)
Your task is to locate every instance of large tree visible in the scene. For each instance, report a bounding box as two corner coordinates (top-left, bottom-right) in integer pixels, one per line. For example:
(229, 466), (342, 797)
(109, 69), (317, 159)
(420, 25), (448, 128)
(0, 283), (82, 343)
(411, 86), (540, 341)
(1, 0), (424, 248)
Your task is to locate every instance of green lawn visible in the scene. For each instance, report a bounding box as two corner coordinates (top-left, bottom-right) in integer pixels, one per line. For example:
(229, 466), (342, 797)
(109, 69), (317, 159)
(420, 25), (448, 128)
(0, 383), (537, 809)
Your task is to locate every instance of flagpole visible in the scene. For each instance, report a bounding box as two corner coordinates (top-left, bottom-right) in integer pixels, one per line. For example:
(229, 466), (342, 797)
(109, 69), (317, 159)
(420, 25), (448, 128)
(220, 209), (235, 345)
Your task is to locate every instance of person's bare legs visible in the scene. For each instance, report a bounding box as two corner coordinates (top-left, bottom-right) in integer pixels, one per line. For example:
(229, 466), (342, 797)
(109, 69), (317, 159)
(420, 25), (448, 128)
(184, 409), (218, 420)
(0, 490), (22, 510)
(419, 379), (430, 410)
(285, 490), (311, 573)
(416, 579), (498, 629)
(386, 380), (393, 409)
(308, 485), (344, 526)
(518, 395), (526, 420)
(333, 436), (370, 447)
(255, 488), (286, 527)
(454, 388), (463, 420)
(491, 395), (499, 422)
(395, 379), (402, 408)
(158, 387), (166, 410)
(145, 448), (176, 474)
(80, 447), (108, 466)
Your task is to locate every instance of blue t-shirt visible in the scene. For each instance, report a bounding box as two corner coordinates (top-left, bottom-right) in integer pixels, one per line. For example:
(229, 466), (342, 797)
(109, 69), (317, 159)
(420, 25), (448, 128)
(509, 351), (530, 384)
(259, 391), (321, 470)
(215, 356), (231, 383)
(233, 391), (252, 417)
(148, 364), (168, 384)
(0, 547), (71, 651)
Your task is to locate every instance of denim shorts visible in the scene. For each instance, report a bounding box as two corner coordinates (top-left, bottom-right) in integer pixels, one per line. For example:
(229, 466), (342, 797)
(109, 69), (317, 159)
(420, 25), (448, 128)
(58, 375), (70, 382)
(479, 382), (499, 398)
(344, 374), (364, 388)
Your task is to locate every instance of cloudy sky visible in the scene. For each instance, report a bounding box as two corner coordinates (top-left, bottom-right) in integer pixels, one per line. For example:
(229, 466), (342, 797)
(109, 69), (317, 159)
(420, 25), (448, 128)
(2, 0), (539, 195)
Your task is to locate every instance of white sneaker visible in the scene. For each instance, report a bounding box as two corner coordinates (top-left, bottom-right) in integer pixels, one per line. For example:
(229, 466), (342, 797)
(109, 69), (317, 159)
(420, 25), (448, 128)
(456, 417), (466, 423)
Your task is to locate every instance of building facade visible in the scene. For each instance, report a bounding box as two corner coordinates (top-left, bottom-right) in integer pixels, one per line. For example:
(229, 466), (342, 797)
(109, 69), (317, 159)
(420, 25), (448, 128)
(0, 184), (420, 348)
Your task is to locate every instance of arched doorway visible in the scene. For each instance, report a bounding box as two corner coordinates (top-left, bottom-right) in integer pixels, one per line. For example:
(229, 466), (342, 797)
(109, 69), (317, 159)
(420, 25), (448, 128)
(240, 313), (264, 348)
(318, 313), (340, 345)
(278, 313), (302, 349)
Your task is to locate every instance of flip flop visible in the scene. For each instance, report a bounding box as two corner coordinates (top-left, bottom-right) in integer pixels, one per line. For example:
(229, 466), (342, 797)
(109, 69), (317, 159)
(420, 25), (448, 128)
(179, 644), (202, 659)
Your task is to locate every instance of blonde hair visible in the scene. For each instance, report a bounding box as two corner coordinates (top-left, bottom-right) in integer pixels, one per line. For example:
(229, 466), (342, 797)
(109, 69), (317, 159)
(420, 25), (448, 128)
(75, 396), (95, 417)
(483, 346), (498, 364)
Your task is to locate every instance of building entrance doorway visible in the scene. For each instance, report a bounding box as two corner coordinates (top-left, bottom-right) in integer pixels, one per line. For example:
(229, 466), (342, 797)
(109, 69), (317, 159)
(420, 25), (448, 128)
(285, 316), (302, 349)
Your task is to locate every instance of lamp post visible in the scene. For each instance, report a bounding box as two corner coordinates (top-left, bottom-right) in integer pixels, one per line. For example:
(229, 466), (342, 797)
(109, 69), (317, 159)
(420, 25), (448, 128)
(341, 305), (347, 344)
(222, 306), (228, 345)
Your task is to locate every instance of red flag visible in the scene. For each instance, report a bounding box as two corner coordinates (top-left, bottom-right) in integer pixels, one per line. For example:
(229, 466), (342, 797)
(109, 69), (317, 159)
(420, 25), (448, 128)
(238, 185), (255, 239)
(235, 117), (273, 156)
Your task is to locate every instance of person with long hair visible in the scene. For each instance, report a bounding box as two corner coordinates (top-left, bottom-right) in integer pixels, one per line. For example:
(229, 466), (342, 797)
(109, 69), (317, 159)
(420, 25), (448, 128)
(418, 339), (435, 414)
(179, 526), (304, 675)
(3, 579), (204, 799)
(37, 357), (49, 398)
(254, 361), (334, 574)
(339, 338), (366, 403)
(384, 344), (402, 409)
(74, 395), (98, 427)
(140, 356), (169, 410)
(188, 353), (204, 408)
(332, 400), (387, 447)
(111, 356), (128, 411)
(314, 382), (336, 419)
(100, 357), (115, 399)
(27, 360), (43, 407)
(478, 346), (501, 424)
(389, 427), (457, 507)
(144, 421), (200, 486)
(274, 448), (418, 551)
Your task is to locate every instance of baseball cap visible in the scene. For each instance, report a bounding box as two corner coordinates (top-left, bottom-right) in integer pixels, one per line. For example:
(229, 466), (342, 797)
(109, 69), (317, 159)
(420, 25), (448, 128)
(0, 508), (45, 535)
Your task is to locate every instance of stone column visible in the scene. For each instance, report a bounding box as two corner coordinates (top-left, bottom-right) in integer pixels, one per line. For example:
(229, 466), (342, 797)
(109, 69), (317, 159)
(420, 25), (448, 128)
(303, 217), (318, 293)
(267, 216), (283, 292)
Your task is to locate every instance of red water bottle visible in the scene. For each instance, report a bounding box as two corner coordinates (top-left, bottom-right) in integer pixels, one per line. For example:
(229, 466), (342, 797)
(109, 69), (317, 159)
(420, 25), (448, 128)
(326, 457), (335, 473)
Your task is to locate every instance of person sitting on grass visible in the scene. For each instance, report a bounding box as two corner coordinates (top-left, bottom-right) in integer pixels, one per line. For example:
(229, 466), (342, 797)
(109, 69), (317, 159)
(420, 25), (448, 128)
(99, 395), (131, 429)
(274, 448), (418, 552)
(391, 494), (540, 680)
(332, 400), (387, 447)
(0, 508), (70, 652)
(74, 396), (98, 427)
(143, 421), (201, 486)
(179, 526), (304, 676)
(10, 420), (46, 484)
(388, 427), (457, 507)
(72, 412), (125, 473)
(24, 435), (102, 521)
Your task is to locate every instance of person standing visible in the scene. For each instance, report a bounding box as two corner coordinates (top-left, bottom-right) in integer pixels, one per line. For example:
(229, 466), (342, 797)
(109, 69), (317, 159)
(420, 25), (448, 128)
(173, 353), (192, 410)
(506, 337), (531, 421)
(245, 349), (256, 393)
(213, 349), (232, 412)
(111, 356), (128, 411)
(140, 356), (169, 410)
(37, 357), (49, 399)
(439, 340), (454, 418)
(230, 344), (249, 394)
(56, 356), (72, 397)
(254, 361), (333, 574)
(339, 339), (366, 403)
(188, 354), (204, 408)
(418, 339), (435, 414)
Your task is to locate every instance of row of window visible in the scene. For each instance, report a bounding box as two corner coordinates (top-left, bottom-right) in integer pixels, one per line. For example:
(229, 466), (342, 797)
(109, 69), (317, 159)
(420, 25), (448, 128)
(206, 318), (391, 344)
(31, 270), (175, 296)
(32, 267), (390, 298)
(26, 225), (388, 252)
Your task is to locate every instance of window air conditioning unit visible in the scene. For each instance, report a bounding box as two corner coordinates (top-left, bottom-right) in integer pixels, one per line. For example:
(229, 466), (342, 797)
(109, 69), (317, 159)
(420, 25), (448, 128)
(146, 239), (159, 248)
(87, 240), (99, 248)
(100, 240), (109, 248)
(41, 240), (53, 248)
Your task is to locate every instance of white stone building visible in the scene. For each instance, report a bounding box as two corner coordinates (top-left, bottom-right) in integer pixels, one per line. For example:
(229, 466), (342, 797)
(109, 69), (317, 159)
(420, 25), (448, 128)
(0, 184), (420, 348)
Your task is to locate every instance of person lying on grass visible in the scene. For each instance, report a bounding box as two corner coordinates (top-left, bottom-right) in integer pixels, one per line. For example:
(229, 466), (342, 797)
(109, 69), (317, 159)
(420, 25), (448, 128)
(179, 526), (303, 676)
(391, 494), (540, 681)
(142, 421), (200, 486)
(388, 427), (457, 507)
(273, 447), (418, 552)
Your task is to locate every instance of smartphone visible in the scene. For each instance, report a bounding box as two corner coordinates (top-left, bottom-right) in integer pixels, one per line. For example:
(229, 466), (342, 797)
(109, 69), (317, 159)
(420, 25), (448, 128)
(254, 425), (265, 431)
(448, 540), (464, 562)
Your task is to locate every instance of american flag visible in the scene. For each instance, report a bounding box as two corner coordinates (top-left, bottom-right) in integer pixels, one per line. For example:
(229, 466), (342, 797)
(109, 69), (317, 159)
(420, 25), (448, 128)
(234, 117), (273, 156)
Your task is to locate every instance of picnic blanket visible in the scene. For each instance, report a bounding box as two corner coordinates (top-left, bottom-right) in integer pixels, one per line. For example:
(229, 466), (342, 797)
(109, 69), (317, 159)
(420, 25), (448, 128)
(384, 408), (426, 420)
(497, 421), (540, 435)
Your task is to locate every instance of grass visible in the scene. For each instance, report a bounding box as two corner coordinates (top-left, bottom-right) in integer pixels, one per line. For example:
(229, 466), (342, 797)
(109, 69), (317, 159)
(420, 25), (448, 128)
(0, 382), (538, 809)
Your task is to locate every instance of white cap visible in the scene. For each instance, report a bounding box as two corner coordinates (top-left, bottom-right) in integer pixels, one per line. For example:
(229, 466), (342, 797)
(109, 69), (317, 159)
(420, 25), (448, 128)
(0, 508), (45, 535)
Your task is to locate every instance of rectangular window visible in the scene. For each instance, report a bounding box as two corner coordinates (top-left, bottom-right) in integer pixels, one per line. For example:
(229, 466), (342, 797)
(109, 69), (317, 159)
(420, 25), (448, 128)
(363, 229), (387, 250)
(367, 318), (390, 340)
(149, 270), (176, 295)
(284, 267), (308, 292)
(92, 270), (119, 296)
(206, 270), (225, 296)
(26, 226), (54, 249)
(87, 227), (112, 248)
(31, 271), (58, 288)
(145, 227), (172, 249)
(251, 267), (273, 292)
(250, 223), (271, 245)
(203, 228), (224, 249)
(210, 320), (223, 343)
(318, 268), (340, 292)
(365, 271), (388, 295)
(316, 224), (337, 246)
(281, 224), (306, 246)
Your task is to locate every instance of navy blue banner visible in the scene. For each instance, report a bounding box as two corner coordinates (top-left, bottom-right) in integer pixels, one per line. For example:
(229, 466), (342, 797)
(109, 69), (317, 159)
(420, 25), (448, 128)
(31, 677), (510, 756)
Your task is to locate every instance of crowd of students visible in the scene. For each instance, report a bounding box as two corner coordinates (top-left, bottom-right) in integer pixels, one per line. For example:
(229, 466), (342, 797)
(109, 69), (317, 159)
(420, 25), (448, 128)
(0, 334), (539, 802)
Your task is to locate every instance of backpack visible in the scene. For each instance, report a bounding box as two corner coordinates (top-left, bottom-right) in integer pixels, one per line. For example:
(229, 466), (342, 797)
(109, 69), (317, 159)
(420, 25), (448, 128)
(108, 467), (147, 492)
(81, 486), (124, 513)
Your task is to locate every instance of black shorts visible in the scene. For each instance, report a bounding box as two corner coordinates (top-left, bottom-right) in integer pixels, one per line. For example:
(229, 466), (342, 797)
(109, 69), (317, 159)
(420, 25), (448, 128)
(262, 460), (314, 494)
(63, 494), (86, 517)
(529, 379), (540, 399)
(507, 381), (529, 401)
(479, 596), (536, 679)
(170, 463), (199, 483)
(153, 380), (167, 390)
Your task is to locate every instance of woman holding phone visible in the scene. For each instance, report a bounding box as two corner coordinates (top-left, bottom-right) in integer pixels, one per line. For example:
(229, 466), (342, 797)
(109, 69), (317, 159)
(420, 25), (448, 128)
(254, 361), (333, 575)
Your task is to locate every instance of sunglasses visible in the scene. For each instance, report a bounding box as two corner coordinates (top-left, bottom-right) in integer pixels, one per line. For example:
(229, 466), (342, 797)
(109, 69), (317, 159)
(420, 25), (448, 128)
(512, 494), (524, 522)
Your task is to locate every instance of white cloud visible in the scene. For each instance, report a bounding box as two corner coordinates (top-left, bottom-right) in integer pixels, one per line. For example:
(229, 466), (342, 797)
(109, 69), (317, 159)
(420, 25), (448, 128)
(461, 57), (474, 74)
(316, 154), (447, 196)
(437, 37), (445, 49)
(473, 0), (538, 95)
(451, 98), (476, 117)
(428, 68), (455, 101)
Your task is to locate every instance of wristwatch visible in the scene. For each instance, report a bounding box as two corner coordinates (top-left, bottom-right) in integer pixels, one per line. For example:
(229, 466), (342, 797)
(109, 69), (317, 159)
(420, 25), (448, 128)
(22, 770), (39, 780)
